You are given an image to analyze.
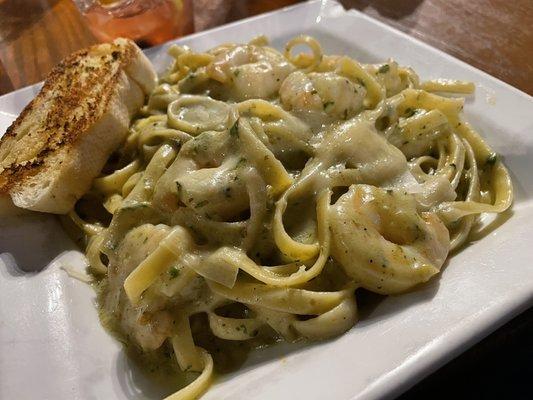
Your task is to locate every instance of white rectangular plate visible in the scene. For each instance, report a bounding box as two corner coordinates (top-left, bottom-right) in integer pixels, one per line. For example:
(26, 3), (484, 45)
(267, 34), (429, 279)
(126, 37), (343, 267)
(1, 1), (532, 399)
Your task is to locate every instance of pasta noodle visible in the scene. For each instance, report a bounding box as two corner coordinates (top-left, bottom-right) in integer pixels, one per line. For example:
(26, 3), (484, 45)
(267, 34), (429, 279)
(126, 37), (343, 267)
(71, 35), (513, 399)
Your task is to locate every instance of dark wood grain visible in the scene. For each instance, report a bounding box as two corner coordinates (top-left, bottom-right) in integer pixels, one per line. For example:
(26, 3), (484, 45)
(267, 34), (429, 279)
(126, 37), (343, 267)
(2, 0), (531, 95)
(342, 0), (533, 95)
(0, 57), (15, 94)
(0, 0), (304, 93)
(0, 0), (97, 93)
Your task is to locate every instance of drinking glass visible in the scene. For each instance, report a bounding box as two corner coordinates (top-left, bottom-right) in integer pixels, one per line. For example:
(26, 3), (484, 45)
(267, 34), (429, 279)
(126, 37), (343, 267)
(72, 0), (194, 47)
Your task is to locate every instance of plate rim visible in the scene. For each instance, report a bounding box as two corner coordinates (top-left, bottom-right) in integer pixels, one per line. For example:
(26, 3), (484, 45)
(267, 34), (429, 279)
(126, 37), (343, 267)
(0, 2), (532, 399)
(1, 0), (532, 102)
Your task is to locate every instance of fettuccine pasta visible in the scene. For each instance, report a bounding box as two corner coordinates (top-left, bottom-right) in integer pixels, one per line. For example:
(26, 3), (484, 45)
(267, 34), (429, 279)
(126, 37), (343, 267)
(69, 35), (513, 399)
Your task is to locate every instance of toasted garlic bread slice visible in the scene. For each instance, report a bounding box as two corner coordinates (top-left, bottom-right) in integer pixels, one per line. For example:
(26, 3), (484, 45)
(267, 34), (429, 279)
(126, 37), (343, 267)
(0, 38), (156, 214)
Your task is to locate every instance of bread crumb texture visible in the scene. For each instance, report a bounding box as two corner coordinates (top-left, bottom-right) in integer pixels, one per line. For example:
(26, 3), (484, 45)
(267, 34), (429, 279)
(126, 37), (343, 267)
(0, 39), (137, 192)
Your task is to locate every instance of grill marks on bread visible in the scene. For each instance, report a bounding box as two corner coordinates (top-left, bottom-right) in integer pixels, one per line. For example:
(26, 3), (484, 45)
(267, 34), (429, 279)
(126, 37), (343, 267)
(0, 38), (156, 213)
(0, 44), (136, 190)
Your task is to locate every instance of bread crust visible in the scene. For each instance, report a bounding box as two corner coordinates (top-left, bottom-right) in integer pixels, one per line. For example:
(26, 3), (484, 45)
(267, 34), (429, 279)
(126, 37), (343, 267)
(0, 38), (156, 213)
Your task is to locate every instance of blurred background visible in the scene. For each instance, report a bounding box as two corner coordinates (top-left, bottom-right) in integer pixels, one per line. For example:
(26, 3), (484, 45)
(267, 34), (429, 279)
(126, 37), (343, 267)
(0, 0), (531, 96)
(0, 0), (531, 398)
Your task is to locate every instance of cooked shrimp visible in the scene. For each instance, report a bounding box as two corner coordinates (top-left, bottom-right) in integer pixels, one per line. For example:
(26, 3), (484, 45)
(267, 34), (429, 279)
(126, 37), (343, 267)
(309, 72), (366, 118)
(279, 71), (323, 112)
(280, 71), (366, 120)
(104, 224), (175, 351)
(329, 184), (450, 294)
(207, 44), (294, 100)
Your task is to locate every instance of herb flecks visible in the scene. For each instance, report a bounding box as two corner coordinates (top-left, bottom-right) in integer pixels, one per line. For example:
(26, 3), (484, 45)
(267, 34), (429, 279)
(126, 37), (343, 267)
(486, 153), (498, 166)
(378, 64), (390, 74)
(195, 200), (209, 208)
(235, 157), (247, 169)
(404, 107), (417, 118)
(323, 101), (335, 112)
(230, 120), (239, 137)
(236, 324), (248, 334)
(168, 267), (180, 279)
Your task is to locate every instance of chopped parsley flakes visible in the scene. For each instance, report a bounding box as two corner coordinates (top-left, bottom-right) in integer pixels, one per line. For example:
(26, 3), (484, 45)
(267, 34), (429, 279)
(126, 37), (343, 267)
(486, 153), (498, 166)
(168, 267), (180, 279)
(229, 120), (239, 137)
(403, 107), (417, 118)
(195, 200), (209, 208)
(235, 157), (247, 168)
(323, 101), (335, 112)
(378, 64), (390, 74)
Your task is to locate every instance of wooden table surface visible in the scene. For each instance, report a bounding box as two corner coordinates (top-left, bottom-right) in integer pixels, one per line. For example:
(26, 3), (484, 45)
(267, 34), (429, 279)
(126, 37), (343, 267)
(0, 0), (531, 398)
(1, 0), (532, 95)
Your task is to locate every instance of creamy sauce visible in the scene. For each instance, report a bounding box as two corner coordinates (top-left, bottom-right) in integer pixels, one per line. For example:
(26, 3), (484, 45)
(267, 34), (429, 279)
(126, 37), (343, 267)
(69, 35), (513, 400)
